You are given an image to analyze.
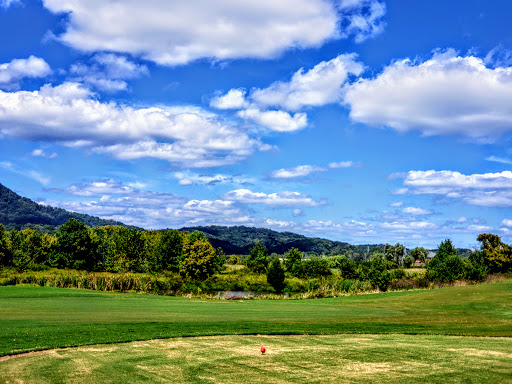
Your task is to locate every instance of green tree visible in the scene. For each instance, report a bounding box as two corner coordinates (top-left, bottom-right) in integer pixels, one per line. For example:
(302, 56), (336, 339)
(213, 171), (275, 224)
(267, 257), (286, 293)
(52, 219), (97, 270)
(0, 224), (12, 267)
(476, 233), (512, 273)
(368, 257), (391, 291)
(426, 239), (463, 282)
(403, 254), (415, 268)
(156, 230), (184, 272)
(284, 247), (302, 271)
(180, 239), (217, 280)
(385, 243), (405, 266)
(246, 242), (269, 273)
(410, 247), (429, 263)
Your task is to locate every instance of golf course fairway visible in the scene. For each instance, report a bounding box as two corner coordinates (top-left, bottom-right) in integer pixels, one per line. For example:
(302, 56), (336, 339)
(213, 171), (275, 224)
(1, 282), (511, 383)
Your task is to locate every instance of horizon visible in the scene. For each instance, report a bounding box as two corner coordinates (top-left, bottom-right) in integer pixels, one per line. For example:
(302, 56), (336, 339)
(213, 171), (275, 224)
(1, 1), (511, 249)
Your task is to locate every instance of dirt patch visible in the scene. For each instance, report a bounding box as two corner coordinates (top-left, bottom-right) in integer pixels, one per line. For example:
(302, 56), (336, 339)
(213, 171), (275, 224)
(447, 348), (512, 359)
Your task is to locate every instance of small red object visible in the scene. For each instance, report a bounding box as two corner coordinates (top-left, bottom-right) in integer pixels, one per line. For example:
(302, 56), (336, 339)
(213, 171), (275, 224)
(260, 346), (266, 354)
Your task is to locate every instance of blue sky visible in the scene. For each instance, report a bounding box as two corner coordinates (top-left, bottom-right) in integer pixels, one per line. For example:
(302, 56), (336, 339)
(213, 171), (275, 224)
(1, 0), (512, 248)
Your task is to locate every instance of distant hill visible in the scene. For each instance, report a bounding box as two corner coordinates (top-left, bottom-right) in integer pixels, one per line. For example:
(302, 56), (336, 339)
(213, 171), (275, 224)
(0, 183), (129, 231)
(180, 225), (383, 256)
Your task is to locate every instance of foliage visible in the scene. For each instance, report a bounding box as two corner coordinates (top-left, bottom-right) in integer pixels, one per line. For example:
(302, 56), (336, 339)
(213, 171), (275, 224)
(476, 233), (512, 273)
(384, 243), (405, 266)
(284, 247), (302, 271)
(245, 242), (269, 273)
(226, 254), (242, 264)
(368, 257), (391, 291)
(266, 257), (286, 293)
(426, 239), (464, 282)
(410, 247), (429, 263)
(403, 254), (415, 268)
(325, 255), (358, 279)
(180, 239), (218, 280)
(0, 224), (11, 267)
(155, 229), (184, 272)
(291, 257), (331, 278)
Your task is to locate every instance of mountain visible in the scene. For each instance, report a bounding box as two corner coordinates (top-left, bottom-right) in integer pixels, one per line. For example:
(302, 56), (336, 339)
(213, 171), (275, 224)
(0, 183), (128, 231)
(180, 225), (383, 256)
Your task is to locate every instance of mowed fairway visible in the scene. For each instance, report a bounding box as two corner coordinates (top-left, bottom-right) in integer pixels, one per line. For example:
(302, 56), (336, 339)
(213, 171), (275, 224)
(1, 334), (511, 383)
(1, 283), (511, 383)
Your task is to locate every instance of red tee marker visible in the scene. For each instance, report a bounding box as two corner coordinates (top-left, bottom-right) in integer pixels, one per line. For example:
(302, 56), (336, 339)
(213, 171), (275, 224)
(260, 346), (266, 354)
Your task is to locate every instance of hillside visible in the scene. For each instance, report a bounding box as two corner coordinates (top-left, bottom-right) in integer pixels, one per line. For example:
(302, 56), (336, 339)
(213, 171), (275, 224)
(180, 225), (383, 256)
(0, 183), (128, 231)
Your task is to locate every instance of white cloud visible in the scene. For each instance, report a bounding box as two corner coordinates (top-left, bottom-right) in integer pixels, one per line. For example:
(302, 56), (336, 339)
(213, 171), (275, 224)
(0, 82), (268, 168)
(338, 0), (386, 43)
(43, 0), (384, 66)
(389, 201), (403, 207)
(210, 89), (248, 110)
(467, 224), (493, 232)
(402, 206), (433, 215)
(486, 156), (512, 165)
(222, 188), (323, 207)
(31, 149), (58, 158)
(0, 0), (20, 9)
(344, 49), (512, 142)
(328, 161), (360, 168)
(0, 161), (51, 185)
(270, 165), (326, 179)
(173, 171), (255, 186)
(0, 56), (51, 89)
(457, 217), (468, 223)
(396, 170), (512, 207)
(251, 54), (364, 111)
(69, 53), (148, 92)
(237, 108), (307, 132)
(501, 219), (512, 228)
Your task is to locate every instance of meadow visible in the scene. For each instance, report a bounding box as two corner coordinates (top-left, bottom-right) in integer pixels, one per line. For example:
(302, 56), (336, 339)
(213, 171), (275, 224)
(1, 282), (511, 382)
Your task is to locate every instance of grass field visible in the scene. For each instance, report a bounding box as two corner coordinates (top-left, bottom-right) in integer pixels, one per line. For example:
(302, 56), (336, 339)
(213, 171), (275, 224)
(2, 334), (511, 383)
(1, 282), (511, 383)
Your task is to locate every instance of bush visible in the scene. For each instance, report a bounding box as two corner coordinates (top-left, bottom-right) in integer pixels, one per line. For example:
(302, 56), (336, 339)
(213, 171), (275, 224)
(292, 257), (331, 278)
(180, 239), (218, 281)
(368, 257), (390, 291)
(266, 257), (285, 293)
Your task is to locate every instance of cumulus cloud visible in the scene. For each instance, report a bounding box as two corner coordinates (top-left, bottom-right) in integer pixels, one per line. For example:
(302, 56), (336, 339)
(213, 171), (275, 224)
(0, 82), (269, 167)
(250, 53), (364, 111)
(270, 165), (326, 179)
(396, 170), (512, 207)
(69, 53), (148, 92)
(222, 188), (324, 207)
(237, 108), (307, 132)
(0, 56), (51, 89)
(338, 0), (386, 43)
(43, 0), (384, 66)
(344, 49), (512, 142)
(210, 89), (248, 110)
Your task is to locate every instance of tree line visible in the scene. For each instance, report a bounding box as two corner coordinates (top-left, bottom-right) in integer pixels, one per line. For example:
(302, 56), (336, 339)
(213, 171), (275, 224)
(0, 219), (224, 279)
(1, 218), (511, 294)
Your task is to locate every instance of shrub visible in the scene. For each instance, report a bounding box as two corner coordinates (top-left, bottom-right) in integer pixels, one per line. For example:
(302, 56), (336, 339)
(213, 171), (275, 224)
(368, 257), (390, 291)
(292, 257), (331, 279)
(180, 239), (217, 281)
(266, 257), (285, 293)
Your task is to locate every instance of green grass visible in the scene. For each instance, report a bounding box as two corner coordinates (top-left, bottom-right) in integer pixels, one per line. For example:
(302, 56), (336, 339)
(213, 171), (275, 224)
(1, 282), (511, 357)
(1, 334), (511, 383)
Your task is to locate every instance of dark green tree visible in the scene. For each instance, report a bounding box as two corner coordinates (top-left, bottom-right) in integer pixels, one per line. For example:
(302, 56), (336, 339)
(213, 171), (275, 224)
(267, 257), (286, 293)
(246, 242), (269, 273)
(284, 247), (302, 271)
(156, 230), (184, 272)
(426, 239), (463, 282)
(52, 219), (97, 270)
(368, 256), (391, 291)
(403, 254), (415, 268)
